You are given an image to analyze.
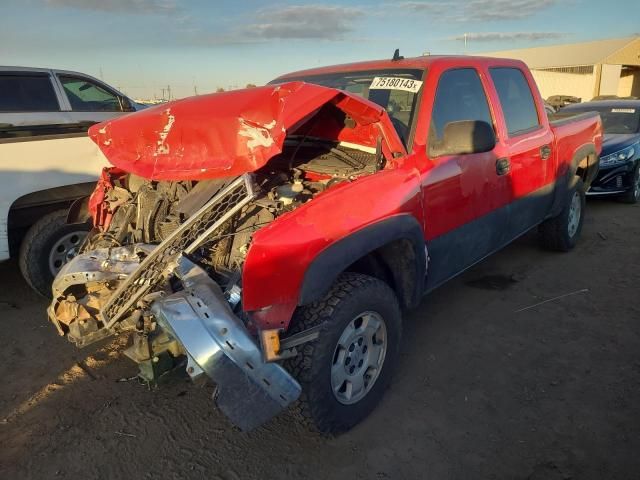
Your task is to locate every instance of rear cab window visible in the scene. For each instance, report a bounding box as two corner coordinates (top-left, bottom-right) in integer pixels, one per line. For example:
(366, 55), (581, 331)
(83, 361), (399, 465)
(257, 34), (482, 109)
(58, 75), (123, 112)
(0, 73), (60, 112)
(429, 68), (494, 155)
(489, 67), (540, 136)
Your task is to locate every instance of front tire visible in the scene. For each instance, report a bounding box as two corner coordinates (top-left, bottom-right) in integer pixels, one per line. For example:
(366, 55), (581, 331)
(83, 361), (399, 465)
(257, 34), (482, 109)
(539, 177), (586, 252)
(18, 209), (90, 297)
(287, 272), (402, 434)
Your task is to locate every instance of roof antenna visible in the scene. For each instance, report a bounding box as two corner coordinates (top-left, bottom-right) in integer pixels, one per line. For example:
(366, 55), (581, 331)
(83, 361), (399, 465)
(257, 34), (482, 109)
(392, 48), (404, 61)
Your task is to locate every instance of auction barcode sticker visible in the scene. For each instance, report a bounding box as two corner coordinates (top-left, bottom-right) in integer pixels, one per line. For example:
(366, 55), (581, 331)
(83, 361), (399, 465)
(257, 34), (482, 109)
(370, 77), (423, 93)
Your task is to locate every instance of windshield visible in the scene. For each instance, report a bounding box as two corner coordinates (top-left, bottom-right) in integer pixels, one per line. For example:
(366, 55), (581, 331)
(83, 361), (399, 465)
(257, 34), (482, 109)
(564, 105), (640, 134)
(271, 69), (425, 146)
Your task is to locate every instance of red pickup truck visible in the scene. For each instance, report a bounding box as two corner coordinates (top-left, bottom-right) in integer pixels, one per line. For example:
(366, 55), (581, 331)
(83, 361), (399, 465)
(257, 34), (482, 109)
(48, 55), (602, 433)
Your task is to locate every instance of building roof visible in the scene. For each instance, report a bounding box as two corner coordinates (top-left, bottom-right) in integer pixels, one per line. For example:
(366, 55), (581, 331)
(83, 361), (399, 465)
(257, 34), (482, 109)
(481, 36), (640, 69)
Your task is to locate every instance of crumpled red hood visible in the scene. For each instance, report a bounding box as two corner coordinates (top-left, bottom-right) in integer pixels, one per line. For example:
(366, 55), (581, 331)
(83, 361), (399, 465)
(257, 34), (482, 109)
(88, 81), (404, 181)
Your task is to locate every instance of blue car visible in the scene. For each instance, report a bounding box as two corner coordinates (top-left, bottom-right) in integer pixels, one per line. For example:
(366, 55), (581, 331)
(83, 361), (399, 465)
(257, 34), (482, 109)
(562, 100), (640, 203)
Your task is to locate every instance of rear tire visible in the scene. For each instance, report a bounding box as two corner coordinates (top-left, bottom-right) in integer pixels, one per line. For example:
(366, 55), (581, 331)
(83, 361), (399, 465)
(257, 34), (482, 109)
(539, 177), (585, 252)
(286, 272), (402, 434)
(618, 163), (640, 204)
(18, 209), (90, 297)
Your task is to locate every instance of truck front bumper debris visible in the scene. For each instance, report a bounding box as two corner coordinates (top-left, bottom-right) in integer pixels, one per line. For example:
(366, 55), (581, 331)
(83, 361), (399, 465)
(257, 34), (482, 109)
(48, 244), (155, 347)
(48, 246), (301, 431)
(151, 255), (302, 431)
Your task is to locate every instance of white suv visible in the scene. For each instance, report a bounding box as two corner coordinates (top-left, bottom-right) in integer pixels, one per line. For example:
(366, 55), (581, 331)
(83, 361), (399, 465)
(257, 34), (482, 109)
(0, 66), (143, 296)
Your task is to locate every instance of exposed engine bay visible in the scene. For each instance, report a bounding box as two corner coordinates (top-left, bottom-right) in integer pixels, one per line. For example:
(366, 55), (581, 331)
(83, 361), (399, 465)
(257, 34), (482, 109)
(63, 138), (381, 327)
(48, 138), (381, 429)
(83, 139), (381, 293)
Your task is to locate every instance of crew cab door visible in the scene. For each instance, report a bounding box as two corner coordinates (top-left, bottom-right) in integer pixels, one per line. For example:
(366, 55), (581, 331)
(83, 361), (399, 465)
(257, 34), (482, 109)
(421, 67), (511, 289)
(487, 67), (554, 236)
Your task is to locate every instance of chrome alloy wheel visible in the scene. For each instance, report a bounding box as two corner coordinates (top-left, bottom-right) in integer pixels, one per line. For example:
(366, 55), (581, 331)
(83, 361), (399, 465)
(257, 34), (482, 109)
(48, 231), (87, 275)
(331, 311), (387, 405)
(633, 169), (640, 200)
(567, 191), (582, 238)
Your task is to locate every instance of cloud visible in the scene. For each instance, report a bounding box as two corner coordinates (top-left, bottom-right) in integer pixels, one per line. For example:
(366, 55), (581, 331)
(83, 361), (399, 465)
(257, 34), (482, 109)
(451, 32), (567, 42)
(399, 0), (557, 21)
(188, 4), (363, 45)
(44, 0), (178, 15)
(247, 5), (361, 40)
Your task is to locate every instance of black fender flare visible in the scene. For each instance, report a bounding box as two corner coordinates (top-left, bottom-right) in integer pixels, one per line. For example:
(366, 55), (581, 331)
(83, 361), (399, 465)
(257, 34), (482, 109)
(298, 214), (426, 308)
(550, 143), (597, 216)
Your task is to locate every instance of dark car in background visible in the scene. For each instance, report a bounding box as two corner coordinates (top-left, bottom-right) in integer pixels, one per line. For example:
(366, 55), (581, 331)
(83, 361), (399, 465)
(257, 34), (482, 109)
(562, 100), (640, 203)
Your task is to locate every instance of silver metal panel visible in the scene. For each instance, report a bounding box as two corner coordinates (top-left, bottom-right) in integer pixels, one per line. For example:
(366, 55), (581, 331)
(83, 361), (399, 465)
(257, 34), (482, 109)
(151, 256), (301, 430)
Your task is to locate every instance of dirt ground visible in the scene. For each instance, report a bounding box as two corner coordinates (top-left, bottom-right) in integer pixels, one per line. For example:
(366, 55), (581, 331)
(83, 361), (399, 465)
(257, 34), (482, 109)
(1, 198), (639, 480)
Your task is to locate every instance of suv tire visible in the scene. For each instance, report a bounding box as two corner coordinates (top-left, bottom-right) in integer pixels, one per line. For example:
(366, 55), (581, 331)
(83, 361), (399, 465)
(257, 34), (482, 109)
(19, 209), (90, 297)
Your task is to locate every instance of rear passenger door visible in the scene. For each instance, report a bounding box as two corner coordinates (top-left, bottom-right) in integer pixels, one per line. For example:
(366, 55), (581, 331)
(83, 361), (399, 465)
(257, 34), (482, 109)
(488, 67), (554, 237)
(0, 71), (72, 138)
(422, 68), (511, 289)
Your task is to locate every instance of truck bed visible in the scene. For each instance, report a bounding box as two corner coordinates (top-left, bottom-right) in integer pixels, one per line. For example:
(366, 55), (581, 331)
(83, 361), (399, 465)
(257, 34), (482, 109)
(549, 110), (602, 189)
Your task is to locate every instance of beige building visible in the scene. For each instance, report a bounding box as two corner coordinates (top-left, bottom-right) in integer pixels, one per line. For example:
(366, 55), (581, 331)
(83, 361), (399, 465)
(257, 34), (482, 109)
(481, 36), (640, 101)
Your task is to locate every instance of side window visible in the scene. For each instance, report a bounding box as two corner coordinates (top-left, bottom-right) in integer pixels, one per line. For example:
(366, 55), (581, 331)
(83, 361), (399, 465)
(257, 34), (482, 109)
(58, 75), (122, 112)
(430, 68), (493, 146)
(0, 74), (60, 112)
(490, 68), (540, 135)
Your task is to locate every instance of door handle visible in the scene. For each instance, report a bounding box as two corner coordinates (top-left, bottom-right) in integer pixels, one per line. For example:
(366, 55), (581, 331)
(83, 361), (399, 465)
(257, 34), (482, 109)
(496, 158), (510, 176)
(540, 144), (551, 160)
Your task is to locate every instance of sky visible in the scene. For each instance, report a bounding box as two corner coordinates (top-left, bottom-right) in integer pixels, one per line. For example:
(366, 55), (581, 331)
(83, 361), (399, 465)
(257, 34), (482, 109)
(1, 0), (639, 100)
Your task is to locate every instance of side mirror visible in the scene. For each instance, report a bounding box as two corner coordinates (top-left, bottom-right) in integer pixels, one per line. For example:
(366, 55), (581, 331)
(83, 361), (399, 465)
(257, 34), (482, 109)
(430, 120), (496, 157)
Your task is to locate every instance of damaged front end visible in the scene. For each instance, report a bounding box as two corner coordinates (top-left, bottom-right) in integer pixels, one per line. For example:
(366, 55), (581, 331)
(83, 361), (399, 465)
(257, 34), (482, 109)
(47, 81), (404, 430)
(48, 175), (301, 430)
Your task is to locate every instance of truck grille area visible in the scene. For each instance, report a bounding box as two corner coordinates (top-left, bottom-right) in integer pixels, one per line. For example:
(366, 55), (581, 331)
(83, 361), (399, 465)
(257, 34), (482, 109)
(101, 175), (255, 327)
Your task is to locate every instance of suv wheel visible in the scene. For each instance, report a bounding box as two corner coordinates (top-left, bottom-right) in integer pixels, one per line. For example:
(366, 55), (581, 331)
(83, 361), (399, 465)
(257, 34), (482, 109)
(539, 177), (586, 252)
(287, 272), (402, 434)
(19, 209), (90, 297)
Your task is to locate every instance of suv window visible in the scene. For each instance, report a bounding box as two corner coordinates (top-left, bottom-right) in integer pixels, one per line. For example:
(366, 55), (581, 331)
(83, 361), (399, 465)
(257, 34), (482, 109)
(490, 68), (540, 135)
(430, 68), (493, 146)
(0, 74), (60, 112)
(58, 75), (122, 112)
